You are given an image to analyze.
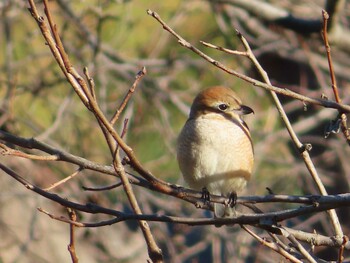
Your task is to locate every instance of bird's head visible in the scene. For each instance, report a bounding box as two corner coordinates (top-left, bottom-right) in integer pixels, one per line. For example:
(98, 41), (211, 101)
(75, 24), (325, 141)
(189, 86), (254, 121)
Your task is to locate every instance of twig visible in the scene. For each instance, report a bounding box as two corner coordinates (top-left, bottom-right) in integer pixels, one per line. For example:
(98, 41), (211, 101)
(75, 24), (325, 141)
(44, 167), (83, 191)
(43, 0), (71, 72)
(0, 130), (119, 177)
(110, 67), (146, 125)
(245, 203), (348, 250)
(338, 236), (349, 263)
(282, 226), (348, 249)
(67, 208), (79, 263)
(115, 118), (129, 152)
(200, 40), (247, 56)
(284, 230), (318, 263)
(322, 10), (340, 103)
(120, 118), (129, 139)
(83, 67), (96, 100)
(27, 0), (89, 106)
(146, 9), (350, 114)
(321, 10), (350, 145)
(38, 207), (120, 227)
(82, 182), (123, 191)
(80, 59), (162, 262)
(241, 225), (303, 263)
(0, 143), (58, 161)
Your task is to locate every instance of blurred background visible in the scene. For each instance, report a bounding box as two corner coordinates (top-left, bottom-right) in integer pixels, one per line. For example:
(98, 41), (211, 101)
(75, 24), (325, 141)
(1, 0), (350, 262)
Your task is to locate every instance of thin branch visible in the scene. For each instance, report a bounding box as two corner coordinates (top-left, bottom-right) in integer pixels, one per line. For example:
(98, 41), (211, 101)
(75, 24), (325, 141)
(115, 118), (129, 152)
(38, 207), (120, 227)
(82, 182), (123, 191)
(322, 10), (340, 103)
(283, 226), (348, 249)
(200, 40), (247, 56)
(27, 0), (89, 106)
(241, 225), (303, 263)
(338, 236), (349, 263)
(284, 230), (318, 263)
(83, 67), (96, 100)
(0, 130), (118, 177)
(146, 9), (350, 114)
(44, 167), (83, 191)
(0, 143), (58, 161)
(322, 10), (350, 145)
(67, 208), (79, 263)
(110, 67), (146, 125)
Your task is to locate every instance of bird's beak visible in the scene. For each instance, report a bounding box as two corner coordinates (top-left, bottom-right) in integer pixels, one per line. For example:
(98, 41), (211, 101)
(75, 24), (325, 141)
(239, 105), (254, 115)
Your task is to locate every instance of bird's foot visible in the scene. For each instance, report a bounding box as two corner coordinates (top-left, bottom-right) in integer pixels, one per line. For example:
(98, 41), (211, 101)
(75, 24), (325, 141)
(226, 192), (237, 208)
(201, 187), (211, 205)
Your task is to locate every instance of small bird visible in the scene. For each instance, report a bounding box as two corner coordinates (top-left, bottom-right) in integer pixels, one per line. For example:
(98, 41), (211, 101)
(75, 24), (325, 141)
(177, 86), (254, 217)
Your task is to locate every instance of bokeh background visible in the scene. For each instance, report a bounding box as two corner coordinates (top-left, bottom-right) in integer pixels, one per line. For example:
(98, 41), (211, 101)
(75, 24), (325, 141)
(1, 0), (350, 262)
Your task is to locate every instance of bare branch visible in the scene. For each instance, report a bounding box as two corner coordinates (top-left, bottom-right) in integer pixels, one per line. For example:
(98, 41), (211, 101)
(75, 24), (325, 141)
(322, 10), (350, 145)
(146, 9), (350, 114)
(44, 168), (83, 191)
(110, 67), (146, 125)
(241, 225), (303, 263)
(82, 182), (123, 192)
(67, 208), (79, 263)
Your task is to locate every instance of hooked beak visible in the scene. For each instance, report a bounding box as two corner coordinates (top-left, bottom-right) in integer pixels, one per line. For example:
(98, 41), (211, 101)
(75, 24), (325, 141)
(239, 105), (254, 115)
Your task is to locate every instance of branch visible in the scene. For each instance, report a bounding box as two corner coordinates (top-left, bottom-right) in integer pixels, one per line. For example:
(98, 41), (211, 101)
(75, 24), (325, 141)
(2, 129), (350, 210)
(110, 67), (146, 125)
(0, 130), (117, 177)
(2, 163), (350, 230)
(241, 225), (303, 263)
(146, 9), (350, 114)
(67, 208), (79, 263)
(322, 10), (350, 145)
(3, 161), (350, 254)
(44, 168), (83, 191)
(27, 1), (164, 259)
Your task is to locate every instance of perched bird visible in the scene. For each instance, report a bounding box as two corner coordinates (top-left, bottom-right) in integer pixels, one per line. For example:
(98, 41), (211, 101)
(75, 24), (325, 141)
(177, 86), (254, 217)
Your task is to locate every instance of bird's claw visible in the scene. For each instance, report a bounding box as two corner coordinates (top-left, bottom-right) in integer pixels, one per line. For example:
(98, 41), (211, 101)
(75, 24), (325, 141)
(201, 187), (211, 204)
(227, 192), (237, 208)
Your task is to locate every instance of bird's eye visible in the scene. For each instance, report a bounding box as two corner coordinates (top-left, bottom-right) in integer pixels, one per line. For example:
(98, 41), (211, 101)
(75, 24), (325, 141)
(218, 104), (229, 111)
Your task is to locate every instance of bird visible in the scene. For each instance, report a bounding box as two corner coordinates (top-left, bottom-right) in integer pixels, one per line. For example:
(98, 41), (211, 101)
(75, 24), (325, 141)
(177, 86), (254, 217)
